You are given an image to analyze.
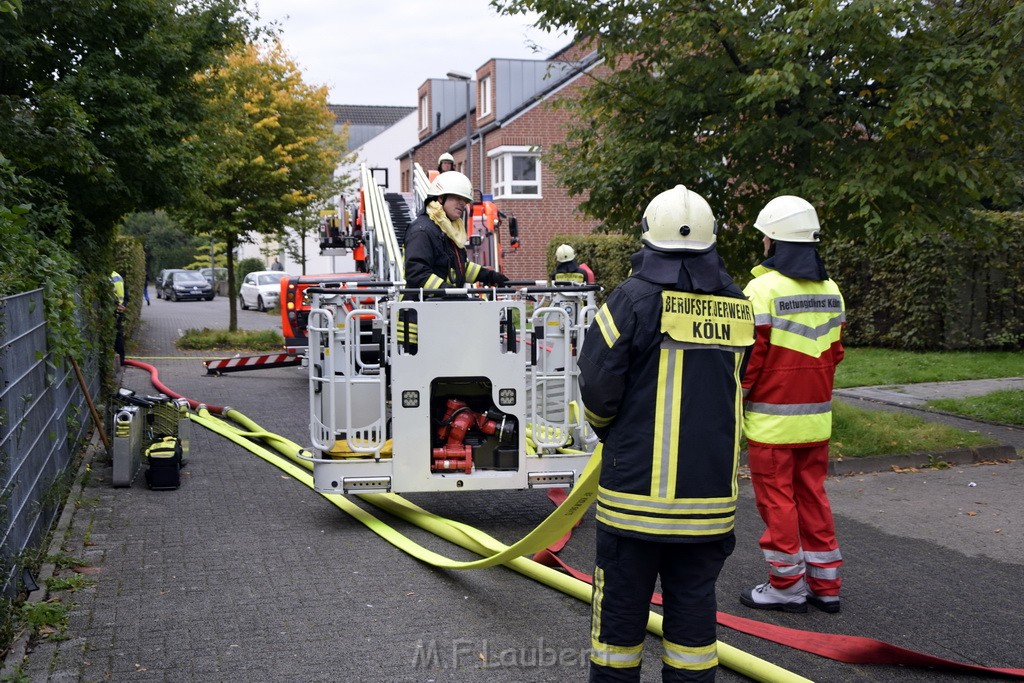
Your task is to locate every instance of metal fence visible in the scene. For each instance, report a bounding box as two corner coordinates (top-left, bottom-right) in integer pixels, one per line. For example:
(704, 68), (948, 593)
(0, 289), (98, 596)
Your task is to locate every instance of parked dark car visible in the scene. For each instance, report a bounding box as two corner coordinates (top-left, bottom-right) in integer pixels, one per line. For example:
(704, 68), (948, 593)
(199, 267), (228, 287)
(162, 271), (214, 301)
(156, 269), (189, 299)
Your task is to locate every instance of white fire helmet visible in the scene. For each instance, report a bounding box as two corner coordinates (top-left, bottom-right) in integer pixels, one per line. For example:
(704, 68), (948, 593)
(555, 244), (576, 263)
(438, 152), (455, 165)
(754, 195), (821, 242)
(640, 185), (718, 252)
(428, 171), (473, 202)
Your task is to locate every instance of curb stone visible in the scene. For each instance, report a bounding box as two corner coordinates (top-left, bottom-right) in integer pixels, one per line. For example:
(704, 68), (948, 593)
(828, 443), (1019, 476)
(740, 444), (1018, 477)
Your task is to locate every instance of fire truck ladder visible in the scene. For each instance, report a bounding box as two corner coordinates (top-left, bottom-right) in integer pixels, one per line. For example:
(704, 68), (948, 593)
(204, 352), (302, 375)
(360, 163), (405, 282)
(412, 162), (430, 212)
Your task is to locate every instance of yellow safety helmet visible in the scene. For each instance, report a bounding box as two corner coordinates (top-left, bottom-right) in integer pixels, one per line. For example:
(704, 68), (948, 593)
(429, 171), (473, 202)
(754, 195), (821, 242)
(555, 244), (576, 263)
(640, 185), (718, 252)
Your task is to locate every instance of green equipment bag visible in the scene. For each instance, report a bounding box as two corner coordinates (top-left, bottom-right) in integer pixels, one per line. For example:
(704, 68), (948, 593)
(144, 436), (182, 490)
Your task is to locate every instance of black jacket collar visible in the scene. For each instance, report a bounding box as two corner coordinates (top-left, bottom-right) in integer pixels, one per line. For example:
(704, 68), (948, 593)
(761, 241), (828, 281)
(630, 247), (739, 294)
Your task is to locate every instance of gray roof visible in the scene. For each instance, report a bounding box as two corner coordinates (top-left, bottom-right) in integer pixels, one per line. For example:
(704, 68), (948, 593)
(329, 104), (416, 150)
(399, 47), (601, 159)
(329, 105), (415, 127)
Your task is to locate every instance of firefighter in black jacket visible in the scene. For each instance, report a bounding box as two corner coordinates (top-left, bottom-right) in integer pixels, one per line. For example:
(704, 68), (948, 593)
(578, 185), (754, 682)
(403, 171), (508, 292)
(550, 243), (595, 285)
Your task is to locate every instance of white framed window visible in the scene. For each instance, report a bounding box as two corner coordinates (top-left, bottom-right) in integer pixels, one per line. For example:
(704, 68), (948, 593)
(489, 146), (541, 199)
(478, 76), (492, 119)
(419, 94), (429, 131)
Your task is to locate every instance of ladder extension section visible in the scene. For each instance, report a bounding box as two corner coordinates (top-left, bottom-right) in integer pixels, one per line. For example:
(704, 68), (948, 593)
(360, 163), (405, 282)
(412, 162), (430, 211)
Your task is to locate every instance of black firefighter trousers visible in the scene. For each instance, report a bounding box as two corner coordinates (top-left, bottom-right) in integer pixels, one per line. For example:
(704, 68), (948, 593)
(590, 528), (735, 682)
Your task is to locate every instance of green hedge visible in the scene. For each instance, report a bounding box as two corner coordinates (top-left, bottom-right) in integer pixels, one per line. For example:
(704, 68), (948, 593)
(237, 257), (266, 285)
(823, 211), (1024, 350)
(551, 210), (1024, 351)
(1, 220), (106, 364)
(114, 233), (146, 340)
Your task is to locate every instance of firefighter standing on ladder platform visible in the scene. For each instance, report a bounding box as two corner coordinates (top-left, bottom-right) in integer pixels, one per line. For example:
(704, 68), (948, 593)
(437, 152), (455, 174)
(578, 185), (754, 682)
(739, 195), (846, 615)
(403, 171), (508, 293)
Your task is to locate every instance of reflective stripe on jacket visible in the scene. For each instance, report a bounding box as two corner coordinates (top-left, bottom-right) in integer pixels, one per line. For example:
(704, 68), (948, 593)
(551, 260), (586, 285)
(552, 271), (585, 284)
(742, 265), (845, 446)
(578, 276), (753, 542)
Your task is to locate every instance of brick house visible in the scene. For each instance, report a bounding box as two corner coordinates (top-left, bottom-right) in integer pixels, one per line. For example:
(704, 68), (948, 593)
(398, 40), (609, 279)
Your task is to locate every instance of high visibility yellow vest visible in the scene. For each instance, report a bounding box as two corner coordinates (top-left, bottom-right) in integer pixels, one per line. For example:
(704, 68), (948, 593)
(110, 271), (125, 306)
(742, 266), (845, 446)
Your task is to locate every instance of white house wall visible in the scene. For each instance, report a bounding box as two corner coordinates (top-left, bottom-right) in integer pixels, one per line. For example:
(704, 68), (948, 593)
(345, 110), (417, 193)
(233, 230), (356, 278)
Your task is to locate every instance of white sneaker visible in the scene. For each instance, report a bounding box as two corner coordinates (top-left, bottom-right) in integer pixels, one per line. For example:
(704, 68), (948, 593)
(740, 581), (808, 613)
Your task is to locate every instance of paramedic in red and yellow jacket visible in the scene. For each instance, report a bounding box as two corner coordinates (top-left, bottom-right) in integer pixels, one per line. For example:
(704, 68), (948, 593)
(739, 195), (846, 615)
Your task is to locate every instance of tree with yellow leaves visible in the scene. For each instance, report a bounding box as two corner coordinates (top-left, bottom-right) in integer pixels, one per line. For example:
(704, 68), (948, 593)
(183, 39), (347, 330)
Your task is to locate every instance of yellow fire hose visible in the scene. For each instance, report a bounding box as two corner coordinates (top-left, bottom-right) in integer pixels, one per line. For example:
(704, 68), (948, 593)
(190, 407), (812, 682)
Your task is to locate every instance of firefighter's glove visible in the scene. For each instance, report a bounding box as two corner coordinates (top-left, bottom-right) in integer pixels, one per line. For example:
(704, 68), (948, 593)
(487, 271), (510, 286)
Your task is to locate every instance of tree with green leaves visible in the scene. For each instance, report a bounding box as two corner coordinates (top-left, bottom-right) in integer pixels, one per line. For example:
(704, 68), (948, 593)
(0, 0), (251, 265)
(182, 39), (347, 330)
(492, 1), (1024, 265)
(119, 211), (206, 277)
(1, 0), (254, 378)
(188, 241), (229, 271)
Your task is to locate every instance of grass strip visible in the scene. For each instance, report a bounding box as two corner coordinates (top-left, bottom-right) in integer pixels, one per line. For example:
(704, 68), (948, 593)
(836, 348), (1024, 388)
(177, 327), (284, 351)
(830, 400), (995, 459)
(926, 390), (1024, 427)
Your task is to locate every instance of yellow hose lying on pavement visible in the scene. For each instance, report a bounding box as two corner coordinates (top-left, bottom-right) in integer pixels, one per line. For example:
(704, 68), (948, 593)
(217, 408), (600, 569)
(190, 407), (812, 683)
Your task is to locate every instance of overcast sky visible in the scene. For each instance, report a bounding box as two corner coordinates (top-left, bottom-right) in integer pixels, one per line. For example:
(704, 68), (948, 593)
(247, 0), (573, 107)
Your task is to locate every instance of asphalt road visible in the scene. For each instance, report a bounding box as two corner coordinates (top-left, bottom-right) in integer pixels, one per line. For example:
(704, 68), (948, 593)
(8, 293), (1023, 682)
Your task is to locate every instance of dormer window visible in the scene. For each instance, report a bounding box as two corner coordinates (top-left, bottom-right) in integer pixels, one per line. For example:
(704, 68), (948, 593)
(419, 94), (429, 131)
(478, 76), (492, 119)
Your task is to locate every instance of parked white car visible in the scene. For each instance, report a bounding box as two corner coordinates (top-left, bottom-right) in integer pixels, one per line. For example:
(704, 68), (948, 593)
(239, 271), (288, 311)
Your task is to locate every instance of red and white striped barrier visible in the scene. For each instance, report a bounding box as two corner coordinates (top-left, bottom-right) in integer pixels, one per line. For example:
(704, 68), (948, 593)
(203, 352), (301, 375)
